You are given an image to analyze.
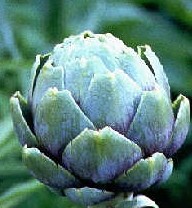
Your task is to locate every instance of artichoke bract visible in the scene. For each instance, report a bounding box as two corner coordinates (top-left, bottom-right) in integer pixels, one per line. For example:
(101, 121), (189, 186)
(10, 31), (190, 207)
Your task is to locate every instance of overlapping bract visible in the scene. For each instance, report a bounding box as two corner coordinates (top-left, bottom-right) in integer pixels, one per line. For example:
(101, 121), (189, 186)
(10, 31), (190, 206)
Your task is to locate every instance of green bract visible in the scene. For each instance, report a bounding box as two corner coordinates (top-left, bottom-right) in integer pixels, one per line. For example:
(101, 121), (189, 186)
(10, 31), (190, 207)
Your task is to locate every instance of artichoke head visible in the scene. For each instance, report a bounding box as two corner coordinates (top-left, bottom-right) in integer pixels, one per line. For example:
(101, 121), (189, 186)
(10, 31), (190, 207)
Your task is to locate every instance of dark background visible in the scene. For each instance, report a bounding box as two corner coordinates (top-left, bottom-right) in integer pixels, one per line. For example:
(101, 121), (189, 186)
(0, 0), (192, 207)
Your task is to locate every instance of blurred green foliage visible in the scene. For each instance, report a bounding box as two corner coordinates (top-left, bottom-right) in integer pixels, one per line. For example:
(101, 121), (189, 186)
(0, 0), (192, 207)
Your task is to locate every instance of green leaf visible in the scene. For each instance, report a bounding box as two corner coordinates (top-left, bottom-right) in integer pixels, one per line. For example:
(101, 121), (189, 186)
(34, 88), (95, 158)
(127, 88), (174, 155)
(0, 180), (43, 208)
(114, 153), (167, 192)
(82, 69), (142, 134)
(164, 95), (190, 157)
(63, 127), (142, 183)
(65, 187), (114, 206)
(23, 147), (81, 190)
(32, 60), (64, 113)
(139, 45), (170, 98)
(10, 92), (37, 147)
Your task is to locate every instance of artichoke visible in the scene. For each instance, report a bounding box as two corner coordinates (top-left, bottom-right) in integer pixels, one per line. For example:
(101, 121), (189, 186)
(10, 31), (190, 207)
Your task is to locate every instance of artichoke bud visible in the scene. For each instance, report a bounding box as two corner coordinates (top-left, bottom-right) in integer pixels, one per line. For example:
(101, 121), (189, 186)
(10, 31), (190, 207)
